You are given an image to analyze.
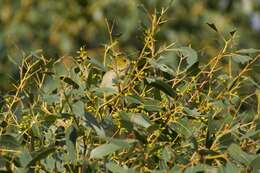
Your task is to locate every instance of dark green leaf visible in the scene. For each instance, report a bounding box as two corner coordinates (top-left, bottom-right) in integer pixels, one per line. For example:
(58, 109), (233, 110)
(65, 125), (77, 163)
(143, 99), (163, 112)
(84, 112), (106, 137)
(146, 78), (177, 98)
(229, 30), (237, 36)
(60, 76), (79, 89)
(123, 95), (142, 105)
(0, 134), (20, 149)
(27, 145), (56, 167)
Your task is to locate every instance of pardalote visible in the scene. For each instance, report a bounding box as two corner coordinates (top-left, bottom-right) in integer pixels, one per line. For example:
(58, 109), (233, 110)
(100, 54), (130, 92)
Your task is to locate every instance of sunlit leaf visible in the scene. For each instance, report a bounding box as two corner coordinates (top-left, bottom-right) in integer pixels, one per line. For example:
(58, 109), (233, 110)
(236, 48), (260, 54)
(106, 162), (136, 173)
(90, 143), (123, 159)
(72, 100), (85, 117)
(120, 112), (151, 128)
(90, 138), (136, 159)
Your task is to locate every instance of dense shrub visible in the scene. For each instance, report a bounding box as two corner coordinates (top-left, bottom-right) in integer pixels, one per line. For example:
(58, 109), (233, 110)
(1, 0), (260, 91)
(0, 7), (260, 173)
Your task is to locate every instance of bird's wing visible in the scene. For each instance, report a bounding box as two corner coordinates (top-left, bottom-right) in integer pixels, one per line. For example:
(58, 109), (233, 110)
(100, 70), (117, 89)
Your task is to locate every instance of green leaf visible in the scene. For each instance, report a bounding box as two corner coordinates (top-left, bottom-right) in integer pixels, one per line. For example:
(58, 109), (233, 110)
(173, 47), (198, 69)
(120, 112), (151, 128)
(206, 22), (218, 32)
(31, 123), (41, 138)
(40, 156), (55, 172)
(14, 167), (29, 173)
(230, 30), (237, 36)
(41, 94), (59, 104)
(65, 125), (77, 163)
(143, 99), (163, 112)
(159, 146), (173, 162)
(88, 58), (107, 72)
(240, 129), (260, 140)
(106, 162), (136, 173)
(90, 138), (136, 159)
(227, 143), (256, 165)
(250, 156), (260, 173)
(72, 100), (85, 117)
(92, 87), (118, 95)
(169, 119), (192, 138)
(90, 143), (122, 159)
(19, 149), (32, 167)
(232, 54), (252, 64)
(156, 53), (179, 70)
(27, 146), (56, 167)
(169, 165), (181, 173)
(84, 112), (106, 137)
(146, 78), (177, 98)
(148, 58), (175, 75)
(108, 138), (137, 147)
(42, 76), (60, 94)
(224, 161), (240, 173)
(60, 76), (79, 89)
(236, 48), (260, 54)
(0, 134), (20, 149)
(86, 67), (94, 89)
(184, 164), (213, 173)
(123, 95), (142, 105)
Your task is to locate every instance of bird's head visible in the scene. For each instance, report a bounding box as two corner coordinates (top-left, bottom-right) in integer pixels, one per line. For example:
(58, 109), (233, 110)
(112, 54), (130, 72)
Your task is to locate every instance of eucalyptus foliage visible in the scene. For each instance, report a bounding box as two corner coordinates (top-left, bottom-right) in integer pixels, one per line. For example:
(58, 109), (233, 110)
(0, 6), (260, 173)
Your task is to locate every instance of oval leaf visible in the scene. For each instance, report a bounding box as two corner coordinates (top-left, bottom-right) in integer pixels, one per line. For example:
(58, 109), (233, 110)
(90, 143), (122, 159)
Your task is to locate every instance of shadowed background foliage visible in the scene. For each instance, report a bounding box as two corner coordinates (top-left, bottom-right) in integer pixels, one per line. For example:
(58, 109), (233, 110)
(0, 0), (260, 90)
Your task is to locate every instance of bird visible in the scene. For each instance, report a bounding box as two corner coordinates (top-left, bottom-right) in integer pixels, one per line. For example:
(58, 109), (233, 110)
(100, 54), (130, 93)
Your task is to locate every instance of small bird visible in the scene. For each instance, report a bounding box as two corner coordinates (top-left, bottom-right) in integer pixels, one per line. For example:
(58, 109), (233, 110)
(100, 54), (130, 93)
